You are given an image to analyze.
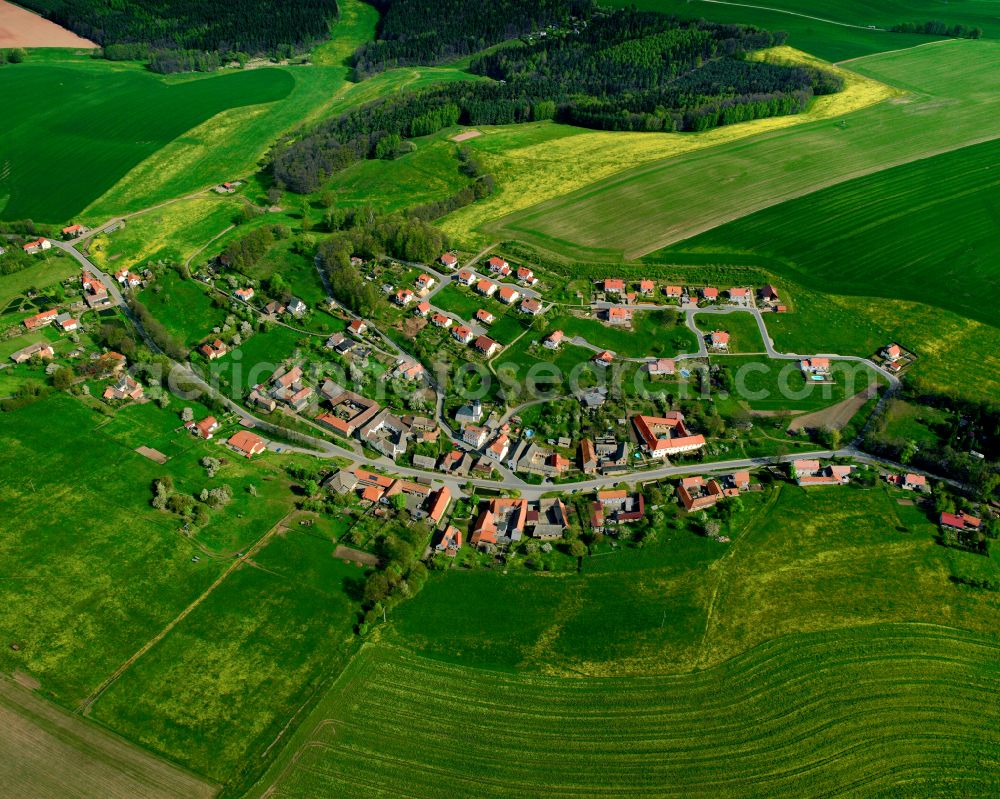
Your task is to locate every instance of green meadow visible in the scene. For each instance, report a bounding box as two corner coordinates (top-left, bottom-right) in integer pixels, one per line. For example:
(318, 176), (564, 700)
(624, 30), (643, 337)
(694, 311), (765, 353)
(0, 60), (292, 223)
(668, 137), (1000, 328)
(549, 310), (698, 357)
(488, 40), (1000, 262)
(250, 483), (1000, 797)
(137, 270), (226, 348)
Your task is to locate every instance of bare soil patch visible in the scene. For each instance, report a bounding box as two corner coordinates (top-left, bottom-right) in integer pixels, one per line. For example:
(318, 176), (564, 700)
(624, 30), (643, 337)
(333, 545), (379, 566)
(787, 387), (876, 432)
(0, 1), (97, 47)
(135, 446), (168, 464)
(450, 129), (483, 142)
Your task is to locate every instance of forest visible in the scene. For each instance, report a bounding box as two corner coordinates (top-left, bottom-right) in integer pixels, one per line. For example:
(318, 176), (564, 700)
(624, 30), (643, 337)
(272, 9), (840, 192)
(20, 0), (338, 64)
(352, 0), (593, 77)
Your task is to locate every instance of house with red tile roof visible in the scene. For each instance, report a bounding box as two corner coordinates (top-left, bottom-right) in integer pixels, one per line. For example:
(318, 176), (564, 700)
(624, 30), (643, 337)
(453, 325), (474, 344)
(348, 319), (367, 336)
(579, 438), (597, 475)
(463, 425), (489, 448)
(800, 357), (831, 375)
(103, 374), (144, 402)
(602, 278), (625, 293)
(520, 297), (542, 315)
(416, 273), (435, 290)
(727, 287), (751, 304)
(638, 279), (655, 295)
(62, 224), (86, 237)
(457, 269), (476, 285)
(394, 288), (415, 306)
(360, 485), (384, 504)
(544, 330), (565, 349)
(664, 285), (683, 299)
(487, 256), (509, 273)
(114, 268), (142, 288)
(476, 279), (497, 297)
(476, 308), (495, 324)
(592, 350), (614, 367)
(517, 266), (536, 285)
(487, 433), (510, 461)
(701, 287), (719, 301)
(432, 312), (453, 328)
(606, 306), (631, 325)
(440, 253), (458, 269)
(22, 238), (51, 254)
(200, 339), (228, 360)
(940, 511), (981, 531)
(189, 416), (219, 440)
(633, 412), (706, 459)
(426, 486), (451, 525)
(415, 301), (431, 317)
(883, 343), (902, 361)
(647, 358), (675, 376)
(709, 330), (730, 350)
(23, 309), (58, 330)
(228, 430), (266, 458)
(792, 460), (852, 485)
(234, 287), (255, 302)
(498, 285), (520, 304)
(474, 335), (500, 357)
(435, 525), (462, 556)
(10, 342), (55, 364)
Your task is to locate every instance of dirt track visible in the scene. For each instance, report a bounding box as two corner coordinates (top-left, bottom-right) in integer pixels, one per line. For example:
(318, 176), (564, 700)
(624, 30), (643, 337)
(0, 1), (96, 47)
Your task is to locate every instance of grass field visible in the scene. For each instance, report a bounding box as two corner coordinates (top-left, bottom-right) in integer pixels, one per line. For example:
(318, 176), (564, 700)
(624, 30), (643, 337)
(250, 482), (1000, 797)
(206, 324), (306, 398)
(441, 46), (895, 248)
(137, 270), (226, 348)
(0, 58), (293, 223)
(666, 137), (1000, 328)
(694, 311), (765, 353)
(487, 39), (1000, 262)
(0, 255), (78, 306)
(603, 0), (942, 62)
(549, 311), (698, 358)
(0, 675), (215, 799)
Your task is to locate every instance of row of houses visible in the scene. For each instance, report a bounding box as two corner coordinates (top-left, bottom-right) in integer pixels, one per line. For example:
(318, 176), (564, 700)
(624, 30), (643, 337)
(23, 308), (78, 333)
(325, 467), (452, 525)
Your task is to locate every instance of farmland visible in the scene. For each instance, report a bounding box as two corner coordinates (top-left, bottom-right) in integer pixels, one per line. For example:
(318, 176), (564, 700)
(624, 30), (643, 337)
(486, 40), (1000, 262)
(0, 57), (293, 223)
(667, 137), (1000, 328)
(250, 483), (1000, 797)
(0, 675), (215, 799)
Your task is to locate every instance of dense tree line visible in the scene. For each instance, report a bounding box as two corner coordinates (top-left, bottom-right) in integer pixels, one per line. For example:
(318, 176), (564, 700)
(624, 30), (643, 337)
(890, 21), (982, 39)
(221, 224), (288, 272)
(316, 207), (447, 315)
(20, 0), (338, 71)
(352, 0), (592, 77)
(272, 9), (839, 192)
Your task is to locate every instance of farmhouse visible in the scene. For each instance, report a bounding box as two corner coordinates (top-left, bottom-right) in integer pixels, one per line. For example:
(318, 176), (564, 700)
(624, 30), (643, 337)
(474, 335), (500, 357)
(200, 339), (228, 360)
(103, 375), (144, 402)
(23, 309), (58, 330)
(415, 301), (431, 317)
(10, 342), (55, 364)
(81, 272), (108, 307)
(510, 442), (570, 478)
(471, 497), (569, 548)
(792, 460), (852, 486)
(440, 253), (458, 269)
(476, 279), (497, 297)
(633, 412), (706, 459)
(602, 278), (625, 293)
(701, 287), (719, 301)
(800, 357), (831, 376)
(234, 287), (255, 302)
(544, 330), (565, 349)
(394, 359), (425, 381)
(316, 389), (380, 436)
(606, 307), (631, 325)
(647, 358), (676, 376)
(709, 330), (730, 350)
(359, 409), (411, 459)
(595, 490), (646, 526)
(592, 350), (614, 367)
(55, 313), (78, 332)
(476, 308), (495, 325)
(457, 270), (476, 286)
(579, 438), (597, 475)
(498, 285), (520, 304)
(435, 525), (462, 556)
(520, 298), (543, 315)
(664, 285), (683, 299)
(453, 325), (474, 344)
(228, 430), (266, 458)
(62, 224), (87, 237)
(22, 238), (51, 254)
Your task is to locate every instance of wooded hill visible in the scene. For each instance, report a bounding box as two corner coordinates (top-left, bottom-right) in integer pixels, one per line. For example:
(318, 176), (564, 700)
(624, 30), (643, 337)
(19, 0), (338, 59)
(272, 8), (841, 192)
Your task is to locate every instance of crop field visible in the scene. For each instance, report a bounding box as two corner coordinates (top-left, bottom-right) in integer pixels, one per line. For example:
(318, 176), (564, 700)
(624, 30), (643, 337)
(487, 40), (1000, 262)
(605, 0), (943, 62)
(0, 58), (293, 223)
(441, 46), (896, 248)
(0, 675), (216, 799)
(251, 483), (1000, 798)
(694, 311), (765, 353)
(137, 270), (226, 348)
(667, 137), (1000, 328)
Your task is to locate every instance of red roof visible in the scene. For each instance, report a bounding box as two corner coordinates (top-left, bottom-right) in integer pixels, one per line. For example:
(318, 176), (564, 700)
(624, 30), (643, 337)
(427, 486), (451, 523)
(593, 350), (614, 363)
(228, 430), (265, 457)
(476, 279), (495, 293)
(940, 511), (981, 530)
(474, 335), (498, 353)
(487, 256), (508, 269)
(476, 309), (494, 322)
(603, 278), (625, 291)
(498, 285), (519, 301)
(664, 285), (682, 297)
(361, 485), (384, 503)
(608, 307), (630, 321)
(702, 287), (719, 298)
(195, 416), (218, 438)
(416, 301), (431, 313)
(711, 331), (730, 345)
(441, 253), (458, 266)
